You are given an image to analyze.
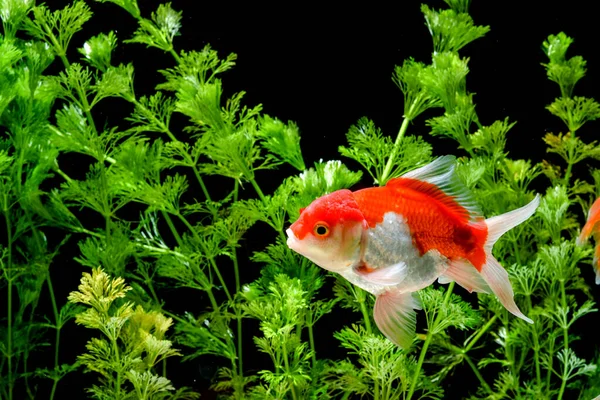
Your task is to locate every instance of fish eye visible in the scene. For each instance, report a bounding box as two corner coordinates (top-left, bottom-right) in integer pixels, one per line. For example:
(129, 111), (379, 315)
(313, 222), (330, 237)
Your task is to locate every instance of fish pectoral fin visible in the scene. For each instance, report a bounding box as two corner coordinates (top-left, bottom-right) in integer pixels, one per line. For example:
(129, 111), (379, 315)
(438, 258), (491, 294)
(354, 261), (407, 286)
(374, 290), (422, 349)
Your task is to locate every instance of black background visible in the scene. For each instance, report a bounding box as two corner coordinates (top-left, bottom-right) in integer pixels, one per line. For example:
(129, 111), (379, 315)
(22, 0), (600, 398)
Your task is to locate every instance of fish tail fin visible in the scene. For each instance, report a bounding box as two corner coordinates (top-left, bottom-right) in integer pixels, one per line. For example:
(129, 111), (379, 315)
(438, 258), (491, 294)
(476, 196), (540, 324)
(373, 290), (421, 349)
(577, 197), (600, 246)
(479, 253), (533, 323)
(483, 195), (540, 252)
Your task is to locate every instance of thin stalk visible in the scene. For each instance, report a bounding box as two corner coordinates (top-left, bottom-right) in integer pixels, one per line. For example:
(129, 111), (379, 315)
(356, 288), (372, 333)
(127, 96), (213, 203)
(4, 205), (14, 400)
(169, 48), (181, 63)
(380, 109), (413, 184)
(42, 23), (98, 135)
(464, 354), (492, 394)
(47, 275), (61, 400)
(249, 177), (267, 205)
(355, 288), (378, 398)
(407, 282), (455, 400)
(557, 280), (570, 400)
(464, 314), (498, 353)
(232, 181), (244, 397)
(282, 345), (299, 400)
(174, 212), (233, 302)
(160, 211), (220, 310)
(526, 295), (542, 388)
(111, 336), (122, 398)
(307, 322), (317, 367)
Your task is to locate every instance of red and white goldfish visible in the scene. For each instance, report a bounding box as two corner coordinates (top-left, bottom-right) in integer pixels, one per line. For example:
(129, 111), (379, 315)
(286, 156), (539, 348)
(577, 197), (600, 285)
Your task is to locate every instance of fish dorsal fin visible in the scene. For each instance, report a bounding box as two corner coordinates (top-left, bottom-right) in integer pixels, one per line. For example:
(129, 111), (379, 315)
(387, 155), (483, 221)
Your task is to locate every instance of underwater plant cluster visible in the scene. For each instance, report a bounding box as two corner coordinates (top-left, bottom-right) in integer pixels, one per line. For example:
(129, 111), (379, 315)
(1, 0), (600, 399)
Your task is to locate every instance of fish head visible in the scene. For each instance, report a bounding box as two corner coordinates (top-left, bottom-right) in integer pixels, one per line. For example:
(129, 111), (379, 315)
(286, 189), (366, 272)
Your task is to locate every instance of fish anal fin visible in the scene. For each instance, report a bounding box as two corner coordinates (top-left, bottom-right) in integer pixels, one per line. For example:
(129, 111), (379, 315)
(438, 258), (491, 294)
(374, 290), (422, 349)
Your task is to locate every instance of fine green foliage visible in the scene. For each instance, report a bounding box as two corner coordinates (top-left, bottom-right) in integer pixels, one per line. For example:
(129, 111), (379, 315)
(1, 1), (599, 400)
(68, 268), (196, 399)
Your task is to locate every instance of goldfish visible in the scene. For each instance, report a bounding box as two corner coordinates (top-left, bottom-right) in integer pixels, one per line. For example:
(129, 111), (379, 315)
(286, 156), (539, 348)
(577, 196), (600, 285)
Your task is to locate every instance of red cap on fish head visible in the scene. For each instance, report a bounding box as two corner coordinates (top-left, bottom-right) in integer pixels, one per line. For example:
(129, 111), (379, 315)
(290, 189), (365, 240)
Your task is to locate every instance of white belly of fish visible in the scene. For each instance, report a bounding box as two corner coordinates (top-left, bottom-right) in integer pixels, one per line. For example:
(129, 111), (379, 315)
(340, 212), (449, 296)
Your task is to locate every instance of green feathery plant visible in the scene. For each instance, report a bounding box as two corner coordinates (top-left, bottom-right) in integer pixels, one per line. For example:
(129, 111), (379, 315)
(1, 0), (599, 399)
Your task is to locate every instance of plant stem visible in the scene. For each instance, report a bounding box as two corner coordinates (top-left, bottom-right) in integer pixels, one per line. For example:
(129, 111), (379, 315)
(160, 211), (220, 310)
(111, 336), (122, 398)
(232, 181), (244, 397)
(407, 282), (455, 400)
(557, 280), (570, 400)
(380, 112), (412, 184)
(464, 354), (493, 394)
(307, 321), (317, 368)
(46, 274), (61, 400)
(357, 288), (372, 333)
(464, 314), (498, 353)
(4, 204), (14, 400)
(175, 212), (233, 302)
(282, 345), (299, 400)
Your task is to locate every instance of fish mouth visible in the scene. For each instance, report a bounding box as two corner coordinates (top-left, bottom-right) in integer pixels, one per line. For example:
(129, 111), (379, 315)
(286, 228), (299, 251)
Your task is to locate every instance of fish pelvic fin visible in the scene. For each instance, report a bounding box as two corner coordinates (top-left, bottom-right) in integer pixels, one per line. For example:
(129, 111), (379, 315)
(374, 290), (422, 349)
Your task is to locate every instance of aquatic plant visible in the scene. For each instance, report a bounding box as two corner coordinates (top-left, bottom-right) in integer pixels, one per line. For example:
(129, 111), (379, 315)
(0, 0), (599, 399)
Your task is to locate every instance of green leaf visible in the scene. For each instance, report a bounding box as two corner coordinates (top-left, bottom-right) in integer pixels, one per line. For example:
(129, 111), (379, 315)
(546, 96), (600, 133)
(392, 58), (442, 120)
(420, 286), (481, 334)
(126, 92), (176, 135)
(291, 160), (362, 209)
(92, 63), (135, 105)
(51, 104), (124, 161)
(124, 3), (182, 52)
(537, 185), (572, 241)
(542, 32), (586, 98)
(340, 117), (431, 184)
(126, 370), (175, 398)
(469, 118), (516, 158)
(0, 0), (35, 39)
(94, 0), (140, 19)
(420, 52), (470, 112)
(79, 31), (118, 72)
(421, 4), (489, 53)
(200, 122), (274, 181)
(256, 115), (305, 171)
(442, 0), (470, 13)
(46, 63), (94, 109)
(427, 100), (476, 152)
(23, 1), (93, 56)
(543, 132), (600, 167)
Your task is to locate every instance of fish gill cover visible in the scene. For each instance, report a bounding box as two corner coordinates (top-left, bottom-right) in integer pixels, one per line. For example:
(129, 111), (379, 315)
(0, 0), (599, 399)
